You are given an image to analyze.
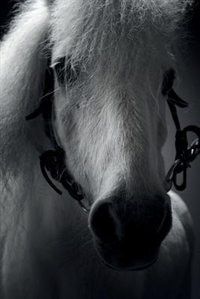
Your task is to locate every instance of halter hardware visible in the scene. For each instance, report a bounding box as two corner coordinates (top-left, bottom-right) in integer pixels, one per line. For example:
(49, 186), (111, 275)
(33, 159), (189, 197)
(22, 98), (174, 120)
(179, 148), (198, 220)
(26, 66), (200, 214)
(163, 69), (200, 191)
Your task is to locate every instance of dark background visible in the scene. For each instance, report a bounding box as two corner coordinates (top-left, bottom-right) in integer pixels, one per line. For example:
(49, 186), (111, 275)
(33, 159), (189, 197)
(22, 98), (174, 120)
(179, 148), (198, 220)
(0, 0), (17, 37)
(0, 1), (199, 299)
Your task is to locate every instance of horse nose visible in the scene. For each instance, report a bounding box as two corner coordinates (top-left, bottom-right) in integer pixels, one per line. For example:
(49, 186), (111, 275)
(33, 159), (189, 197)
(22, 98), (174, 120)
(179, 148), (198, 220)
(89, 194), (172, 247)
(89, 201), (123, 243)
(89, 195), (172, 270)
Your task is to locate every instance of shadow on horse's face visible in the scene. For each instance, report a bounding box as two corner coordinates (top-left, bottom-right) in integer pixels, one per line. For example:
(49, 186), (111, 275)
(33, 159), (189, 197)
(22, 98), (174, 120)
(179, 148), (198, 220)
(52, 54), (172, 270)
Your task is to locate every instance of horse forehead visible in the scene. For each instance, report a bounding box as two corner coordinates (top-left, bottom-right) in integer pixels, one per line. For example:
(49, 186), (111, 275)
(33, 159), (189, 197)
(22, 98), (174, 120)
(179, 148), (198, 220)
(53, 63), (163, 119)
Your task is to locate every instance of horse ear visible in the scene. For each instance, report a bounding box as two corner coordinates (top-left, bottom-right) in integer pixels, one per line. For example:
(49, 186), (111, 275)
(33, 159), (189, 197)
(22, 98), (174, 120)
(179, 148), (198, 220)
(0, 0), (50, 177)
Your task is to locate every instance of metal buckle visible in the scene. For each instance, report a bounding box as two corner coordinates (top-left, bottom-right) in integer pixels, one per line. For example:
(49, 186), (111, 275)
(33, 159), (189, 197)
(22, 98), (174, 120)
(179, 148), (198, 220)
(165, 126), (200, 191)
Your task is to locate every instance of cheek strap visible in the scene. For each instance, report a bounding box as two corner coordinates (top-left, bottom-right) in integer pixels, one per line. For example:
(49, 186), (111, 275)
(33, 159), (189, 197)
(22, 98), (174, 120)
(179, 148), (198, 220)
(26, 65), (90, 213)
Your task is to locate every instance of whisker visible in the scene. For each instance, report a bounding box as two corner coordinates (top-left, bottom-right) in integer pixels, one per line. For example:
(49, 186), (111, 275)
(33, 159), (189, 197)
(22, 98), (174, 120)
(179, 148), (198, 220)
(39, 87), (60, 101)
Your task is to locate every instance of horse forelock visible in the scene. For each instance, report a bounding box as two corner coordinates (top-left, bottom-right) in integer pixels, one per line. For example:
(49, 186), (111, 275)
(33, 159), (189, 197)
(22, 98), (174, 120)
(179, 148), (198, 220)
(50, 0), (192, 73)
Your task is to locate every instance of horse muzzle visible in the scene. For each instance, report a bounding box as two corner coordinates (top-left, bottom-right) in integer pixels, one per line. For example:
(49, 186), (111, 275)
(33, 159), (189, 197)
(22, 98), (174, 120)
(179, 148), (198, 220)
(89, 193), (172, 271)
(93, 238), (160, 271)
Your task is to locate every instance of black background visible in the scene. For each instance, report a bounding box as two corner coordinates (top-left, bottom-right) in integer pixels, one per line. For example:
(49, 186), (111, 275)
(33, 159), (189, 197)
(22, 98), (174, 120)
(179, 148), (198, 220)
(0, 1), (200, 299)
(0, 0), (17, 37)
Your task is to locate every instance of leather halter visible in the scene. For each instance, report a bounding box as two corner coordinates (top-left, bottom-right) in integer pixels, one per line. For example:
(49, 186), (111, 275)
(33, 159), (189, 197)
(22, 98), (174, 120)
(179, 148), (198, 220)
(26, 66), (200, 213)
(26, 66), (90, 213)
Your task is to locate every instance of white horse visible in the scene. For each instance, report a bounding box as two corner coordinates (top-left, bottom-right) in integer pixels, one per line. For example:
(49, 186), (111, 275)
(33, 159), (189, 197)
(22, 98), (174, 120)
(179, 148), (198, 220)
(0, 0), (194, 298)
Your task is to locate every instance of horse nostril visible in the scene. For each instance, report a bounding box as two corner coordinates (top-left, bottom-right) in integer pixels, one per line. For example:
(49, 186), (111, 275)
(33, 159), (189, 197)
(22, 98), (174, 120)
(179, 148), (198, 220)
(90, 202), (119, 242)
(89, 195), (172, 248)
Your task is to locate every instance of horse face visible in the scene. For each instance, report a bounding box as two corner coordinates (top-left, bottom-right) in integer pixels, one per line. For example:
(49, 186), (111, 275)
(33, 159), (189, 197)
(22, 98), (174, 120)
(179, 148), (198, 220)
(51, 0), (173, 270)
(52, 54), (172, 270)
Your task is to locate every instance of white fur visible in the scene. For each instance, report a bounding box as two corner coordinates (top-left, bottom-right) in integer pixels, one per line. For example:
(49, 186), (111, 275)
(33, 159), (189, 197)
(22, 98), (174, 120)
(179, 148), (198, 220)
(0, 0), (194, 298)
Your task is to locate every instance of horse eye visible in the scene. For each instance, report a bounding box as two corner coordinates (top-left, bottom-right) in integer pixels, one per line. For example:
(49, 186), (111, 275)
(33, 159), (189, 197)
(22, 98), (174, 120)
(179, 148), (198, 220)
(162, 68), (175, 95)
(54, 57), (80, 86)
(54, 57), (66, 85)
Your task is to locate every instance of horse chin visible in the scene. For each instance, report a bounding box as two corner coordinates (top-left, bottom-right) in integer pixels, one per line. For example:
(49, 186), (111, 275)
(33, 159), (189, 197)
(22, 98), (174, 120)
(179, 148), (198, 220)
(93, 239), (160, 271)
